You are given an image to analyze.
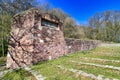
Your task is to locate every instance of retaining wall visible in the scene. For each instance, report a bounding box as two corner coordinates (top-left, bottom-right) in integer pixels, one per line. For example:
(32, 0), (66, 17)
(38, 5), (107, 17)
(6, 8), (101, 69)
(65, 38), (101, 53)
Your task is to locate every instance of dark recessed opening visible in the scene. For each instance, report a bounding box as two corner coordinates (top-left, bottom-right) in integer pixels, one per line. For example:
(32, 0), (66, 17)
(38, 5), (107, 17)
(41, 18), (58, 28)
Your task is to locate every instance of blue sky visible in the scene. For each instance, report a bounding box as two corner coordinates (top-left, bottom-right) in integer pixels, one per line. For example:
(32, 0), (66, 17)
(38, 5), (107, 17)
(40, 0), (120, 25)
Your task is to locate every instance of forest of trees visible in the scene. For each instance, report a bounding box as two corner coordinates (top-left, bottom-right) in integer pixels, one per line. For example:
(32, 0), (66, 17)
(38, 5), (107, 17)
(0, 0), (120, 57)
(86, 11), (120, 42)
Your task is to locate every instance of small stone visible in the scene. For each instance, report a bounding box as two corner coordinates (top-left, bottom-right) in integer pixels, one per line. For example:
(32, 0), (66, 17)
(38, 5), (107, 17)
(46, 37), (51, 41)
(47, 30), (51, 34)
(68, 46), (72, 49)
(97, 75), (103, 80)
(56, 27), (60, 30)
(39, 39), (44, 43)
(48, 56), (52, 60)
(38, 26), (42, 30)
(38, 34), (41, 37)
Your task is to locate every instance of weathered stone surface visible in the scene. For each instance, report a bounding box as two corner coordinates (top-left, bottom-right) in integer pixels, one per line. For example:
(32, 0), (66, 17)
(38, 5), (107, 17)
(7, 8), (100, 69)
(65, 38), (101, 53)
(7, 8), (67, 69)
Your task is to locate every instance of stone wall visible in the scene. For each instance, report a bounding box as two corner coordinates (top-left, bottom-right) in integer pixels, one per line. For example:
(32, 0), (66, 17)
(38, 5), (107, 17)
(6, 8), (67, 69)
(65, 38), (101, 53)
(6, 8), (100, 69)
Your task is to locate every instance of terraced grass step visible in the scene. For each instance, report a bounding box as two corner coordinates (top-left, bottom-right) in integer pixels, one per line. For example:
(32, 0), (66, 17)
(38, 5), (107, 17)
(57, 65), (113, 80)
(24, 67), (45, 80)
(61, 61), (120, 79)
(31, 60), (103, 80)
(81, 58), (120, 63)
(31, 63), (89, 80)
(75, 58), (120, 67)
(71, 61), (120, 71)
(73, 47), (120, 60)
(83, 54), (120, 61)
(1, 68), (37, 80)
(0, 69), (12, 79)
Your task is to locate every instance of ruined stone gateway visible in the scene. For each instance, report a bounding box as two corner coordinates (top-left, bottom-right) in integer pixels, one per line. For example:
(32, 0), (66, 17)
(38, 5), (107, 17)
(7, 9), (100, 69)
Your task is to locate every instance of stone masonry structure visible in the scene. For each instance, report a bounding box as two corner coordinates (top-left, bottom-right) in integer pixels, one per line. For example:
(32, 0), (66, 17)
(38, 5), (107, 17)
(7, 8), (100, 69)
(7, 9), (67, 69)
(65, 38), (100, 53)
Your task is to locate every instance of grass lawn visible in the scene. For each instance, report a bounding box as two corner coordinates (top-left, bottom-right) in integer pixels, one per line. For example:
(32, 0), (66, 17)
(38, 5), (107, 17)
(1, 46), (120, 80)
(1, 68), (36, 80)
